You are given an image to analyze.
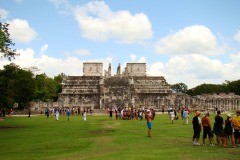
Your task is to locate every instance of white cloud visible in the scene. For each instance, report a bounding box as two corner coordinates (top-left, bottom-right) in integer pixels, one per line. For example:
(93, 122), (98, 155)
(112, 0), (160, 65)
(73, 1), (152, 44)
(0, 8), (8, 19)
(7, 19), (37, 43)
(138, 57), (146, 63)
(147, 62), (165, 77)
(74, 49), (91, 56)
(130, 54), (136, 61)
(148, 54), (238, 88)
(234, 30), (240, 43)
(40, 44), (48, 55)
(154, 25), (223, 56)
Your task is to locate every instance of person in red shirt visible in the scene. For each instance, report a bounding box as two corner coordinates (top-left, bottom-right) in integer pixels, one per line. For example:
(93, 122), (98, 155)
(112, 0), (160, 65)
(202, 111), (214, 146)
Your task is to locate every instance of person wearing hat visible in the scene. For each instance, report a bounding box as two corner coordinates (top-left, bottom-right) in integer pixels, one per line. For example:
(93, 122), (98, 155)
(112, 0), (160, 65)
(192, 111), (201, 145)
(224, 114), (235, 148)
(214, 110), (226, 147)
(202, 111), (214, 146)
(232, 110), (240, 146)
(145, 109), (153, 138)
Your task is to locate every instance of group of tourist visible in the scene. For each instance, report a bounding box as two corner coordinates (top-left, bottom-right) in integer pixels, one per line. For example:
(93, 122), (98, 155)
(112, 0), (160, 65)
(35, 105), (240, 147)
(192, 110), (240, 148)
(43, 107), (88, 122)
(107, 108), (156, 121)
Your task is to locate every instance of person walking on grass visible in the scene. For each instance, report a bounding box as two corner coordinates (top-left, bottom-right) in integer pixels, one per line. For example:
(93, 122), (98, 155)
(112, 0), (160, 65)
(83, 109), (87, 121)
(202, 111), (215, 146)
(170, 109), (175, 124)
(192, 111), (201, 145)
(224, 114), (235, 148)
(145, 109), (153, 138)
(55, 109), (59, 121)
(67, 108), (70, 121)
(182, 109), (189, 124)
(214, 110), (226, 147)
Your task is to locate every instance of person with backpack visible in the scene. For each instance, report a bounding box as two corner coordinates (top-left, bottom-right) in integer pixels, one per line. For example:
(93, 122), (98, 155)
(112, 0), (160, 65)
(224, 114), (235, 148)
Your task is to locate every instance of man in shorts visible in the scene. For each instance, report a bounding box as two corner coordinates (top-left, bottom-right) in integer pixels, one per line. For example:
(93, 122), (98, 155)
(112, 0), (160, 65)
(145, 110), (153, 138)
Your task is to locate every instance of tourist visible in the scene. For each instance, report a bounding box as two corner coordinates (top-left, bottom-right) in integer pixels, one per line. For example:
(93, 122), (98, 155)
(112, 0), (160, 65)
(224, 114), (235, 148)
(161, 106), (164, 114)
(202, 111), (214, 146)
(67, 108), (70, 121)
(114, 109), (118, 119)
(145, 109), (153, 138)
(109, 108), (113, 119)
(170, 109), (175, 124)
(134, 110), (138, 120)
(214, 110), (226, 147)
(45, 108), (49, 118)
(28, 107), (31, 118)
(83, 110), (87, 121)
(55, 109), (60, 121)
(139, 110), (143, 121)
(192, 111), (201, 145)
(182, 109), (189, 124)
(232, 110), (240, 146)
(151, 108), (155, 120)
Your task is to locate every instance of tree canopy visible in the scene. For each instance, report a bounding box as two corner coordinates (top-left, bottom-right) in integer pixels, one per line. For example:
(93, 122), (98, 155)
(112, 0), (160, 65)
(0, 63), (35, 109)
(171, 83), (188, 93)
(0, 17), (18, 60)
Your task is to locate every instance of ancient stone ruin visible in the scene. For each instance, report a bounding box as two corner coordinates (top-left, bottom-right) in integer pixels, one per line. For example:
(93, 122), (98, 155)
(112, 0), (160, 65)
(56, 62), (240, 112)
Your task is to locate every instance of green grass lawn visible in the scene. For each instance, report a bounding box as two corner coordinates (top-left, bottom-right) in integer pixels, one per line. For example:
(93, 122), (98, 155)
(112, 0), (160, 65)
(0, 112), (239, 160)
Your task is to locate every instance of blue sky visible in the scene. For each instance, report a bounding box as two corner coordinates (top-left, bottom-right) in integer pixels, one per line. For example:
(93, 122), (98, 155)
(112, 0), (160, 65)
(0, 0), (240, 88)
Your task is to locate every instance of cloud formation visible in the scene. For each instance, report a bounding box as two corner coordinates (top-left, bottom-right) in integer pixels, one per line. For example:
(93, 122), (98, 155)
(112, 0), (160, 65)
(73, 1), (153, 44)
(154, 25), (223, 56)
(7, 19), (37, 43)
(40, 44), (48, 55)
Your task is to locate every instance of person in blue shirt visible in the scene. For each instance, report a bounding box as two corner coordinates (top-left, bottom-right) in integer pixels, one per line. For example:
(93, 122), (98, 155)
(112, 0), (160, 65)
(67, 108), (70, 121)
(182, 109), (189, 124)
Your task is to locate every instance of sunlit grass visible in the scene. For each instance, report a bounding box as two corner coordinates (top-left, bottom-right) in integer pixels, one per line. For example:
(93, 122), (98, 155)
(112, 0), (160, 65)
(0, 112), (239, 160)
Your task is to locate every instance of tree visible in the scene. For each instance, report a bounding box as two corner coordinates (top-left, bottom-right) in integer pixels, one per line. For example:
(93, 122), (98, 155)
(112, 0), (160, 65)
(171, 83), (188, 93)
(0, 63), (35, 109)
(224, 80), (240, 95)
(0, 17), (18, 60)
(34, 73), (62, 101)
(187, 83), (225, 96)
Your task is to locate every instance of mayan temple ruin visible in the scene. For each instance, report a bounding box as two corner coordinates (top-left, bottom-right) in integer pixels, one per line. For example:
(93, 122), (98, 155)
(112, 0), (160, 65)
(56, 62), (240, 112)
